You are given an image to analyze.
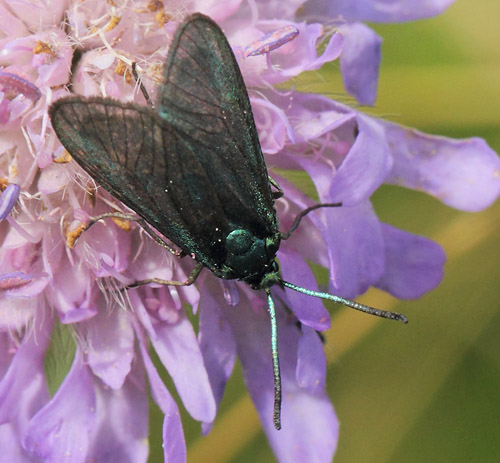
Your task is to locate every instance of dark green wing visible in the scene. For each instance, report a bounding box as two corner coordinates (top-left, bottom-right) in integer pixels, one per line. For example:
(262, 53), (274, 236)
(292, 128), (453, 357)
(156, 14), (277, 240)
(49, 14), (278, 277)
(50, 97), (234, 272)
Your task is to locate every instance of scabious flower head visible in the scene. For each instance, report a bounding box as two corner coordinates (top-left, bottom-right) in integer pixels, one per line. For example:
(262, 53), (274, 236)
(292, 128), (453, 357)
(1, 1), (499, 462)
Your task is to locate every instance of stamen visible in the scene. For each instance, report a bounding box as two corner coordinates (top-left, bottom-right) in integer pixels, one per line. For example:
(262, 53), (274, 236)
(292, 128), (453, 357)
(245, 25), (299, 57)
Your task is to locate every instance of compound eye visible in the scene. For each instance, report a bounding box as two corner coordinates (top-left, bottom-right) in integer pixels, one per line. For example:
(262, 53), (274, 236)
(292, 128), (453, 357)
(226, 229), (254, 256)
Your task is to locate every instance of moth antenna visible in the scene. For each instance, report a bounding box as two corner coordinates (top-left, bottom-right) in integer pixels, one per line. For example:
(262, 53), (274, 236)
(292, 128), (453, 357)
(281, 202), (342, 240)
(266, 290), (282, 430)
(281, 280), (408, 324)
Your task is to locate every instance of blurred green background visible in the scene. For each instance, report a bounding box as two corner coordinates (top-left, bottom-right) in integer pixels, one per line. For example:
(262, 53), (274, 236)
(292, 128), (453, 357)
(149, 1), (500, 461)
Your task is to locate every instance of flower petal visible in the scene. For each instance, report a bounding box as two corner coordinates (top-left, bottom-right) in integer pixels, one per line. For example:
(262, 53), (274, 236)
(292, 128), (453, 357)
(51, 261), (97, 324)
(299, 0), (456, 23)
(376, 224), (446, 299)
(135, 321), (186, 463)
(339, 23), (381, 106)
(194, 0), (243, 22)
(0, 295), (37, 333)
(0, 424), (33, 462)
(0, 184), (20, 220)
(148, 307), (217, 423)
(0, 71), (41, 102)
(85, 303), (134, 389)
(323, 201), (385, 298)
(239, 20), (342, 86)
(296, 325), (327, 392)
(87, 363), (148, 463)
(278, 247), (331, 331)
(0, 3), (27, 37)
(23, 347), (96, 463)
(328, 113), (393, 205)
(245, 0), (308, 20)
(382, 120), (500, 211)
(0, 321), (51, 426)
(198, 276), (237, 434)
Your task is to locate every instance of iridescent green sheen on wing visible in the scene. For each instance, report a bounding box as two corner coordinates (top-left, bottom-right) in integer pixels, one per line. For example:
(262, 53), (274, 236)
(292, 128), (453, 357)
(157, 14), (278, 248)
(49, 14), (280, 281)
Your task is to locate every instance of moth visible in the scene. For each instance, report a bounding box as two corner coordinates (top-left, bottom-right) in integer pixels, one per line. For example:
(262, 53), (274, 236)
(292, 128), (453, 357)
(49, 13), (406, 430)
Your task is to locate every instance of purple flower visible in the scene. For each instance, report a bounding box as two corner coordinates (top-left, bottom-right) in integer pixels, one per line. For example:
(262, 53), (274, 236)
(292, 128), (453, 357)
(298, 0), (457, 105)
(0, 1), (499, 463)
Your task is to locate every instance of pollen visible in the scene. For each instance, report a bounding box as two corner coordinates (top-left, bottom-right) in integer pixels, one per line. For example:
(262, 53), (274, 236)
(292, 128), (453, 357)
(112, 217), (132, 232)
(115, 60), (133, 85)
(156, 10), (172, 27)
(53, 150), (73, 164)
(33, 41), (56, 57)
(147, 0), (163, 11)
(66, 222), (87, 249)
(0, 178), (9, 192)
(105, 16), (121, 31)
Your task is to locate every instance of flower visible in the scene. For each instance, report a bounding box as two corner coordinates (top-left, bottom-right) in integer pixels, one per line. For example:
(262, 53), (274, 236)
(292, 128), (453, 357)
(1, 1), (499, 463)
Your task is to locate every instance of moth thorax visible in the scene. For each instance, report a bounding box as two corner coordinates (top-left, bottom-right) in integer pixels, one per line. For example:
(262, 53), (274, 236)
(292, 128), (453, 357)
(224, 229), (277, 281)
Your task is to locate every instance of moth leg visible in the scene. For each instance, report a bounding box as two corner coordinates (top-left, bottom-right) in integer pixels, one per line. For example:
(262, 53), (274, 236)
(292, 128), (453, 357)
(127, 262), (203, 289)
(268, 176), (283, 199)
(134, 218), (186, 257)
(281, 202), (342, 240)
(131, 62), (154, 108)
(80, 212), (185, 257)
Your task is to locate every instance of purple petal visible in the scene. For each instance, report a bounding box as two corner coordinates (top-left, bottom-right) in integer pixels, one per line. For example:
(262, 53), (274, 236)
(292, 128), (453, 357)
(23, 347), (96, 463)
(0, 183), (20, 220)
(376, 224), (446, 299)
(339, 23), (381, 106)
(223, 289), (338, 462)
(197, 276), (236, 434)
(3, 274), (48, 297)
(323, 201), (385, 298)
(299, 0), (456, 23)
(254, 92), (353, 155)
(218, 279), (240, 307)
(245, 0), (309, 20)
(284, 92), (354, 144)
(76, 216), (132, 276)
(0, 333), (11, 376)
(0, 271), (33, 291)
(87, 363), (148, 463)
(296, 326), (327, 392)
(0, 320), (51, 427)
(270, 24), (343, 80)
(0, 3), (26, 36)
(147, 309), (217, 423)
(0, 71), (41, 102)
(273, 98), (392, 204)
(49, 245), (97, 324)
(0, 424), (35, 462)
(328, 113), (393, 205)
(274, 176), (328, 266)
(37, 164), (72, 194)
(245, 25), (299, 57)
(4, 0), (66, 28)
(251, 97), (292, 154)
(0, 294), (37, 331)
(85, 304), (134, 389)
(243, 21), (343, 86)
(135, 321), (186, 463)
(41, 226), (64, 279)
(194, 0), (243, 21)
(382, 120), (500, 211)
(278, 247), (331, 331)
